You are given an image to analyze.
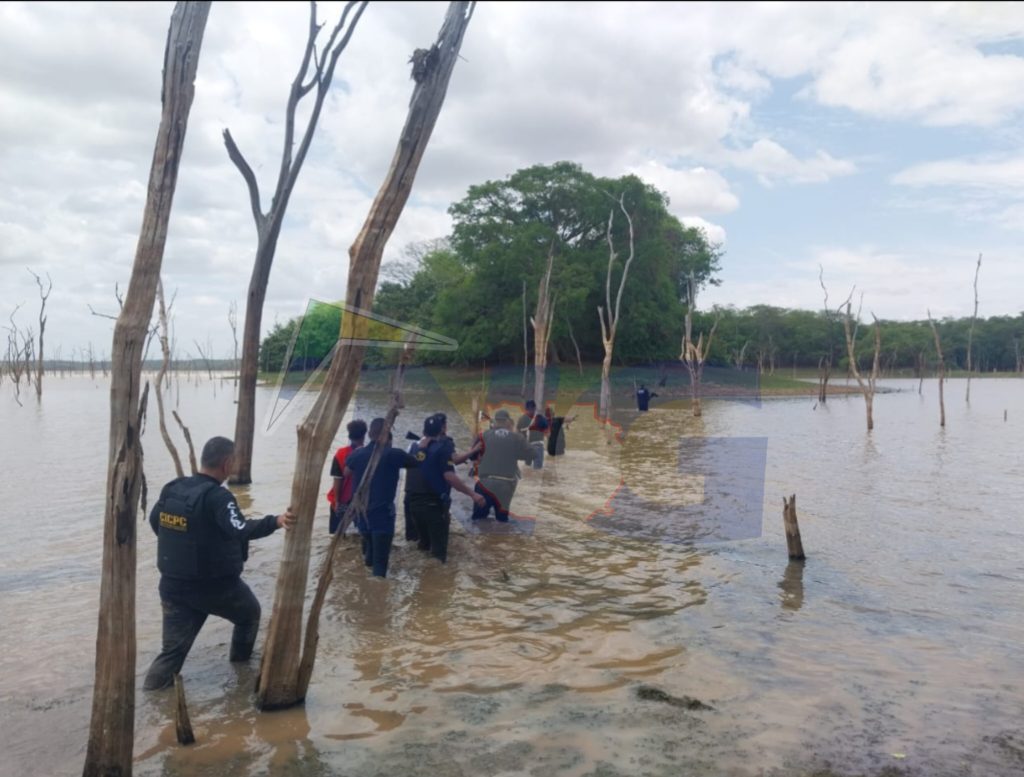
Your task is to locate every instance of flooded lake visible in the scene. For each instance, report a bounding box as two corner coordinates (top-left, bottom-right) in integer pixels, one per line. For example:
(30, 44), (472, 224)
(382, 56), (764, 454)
(2, 370), (1022, 776)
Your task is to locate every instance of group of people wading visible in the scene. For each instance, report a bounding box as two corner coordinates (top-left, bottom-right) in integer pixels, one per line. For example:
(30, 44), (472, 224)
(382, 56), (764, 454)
(326, 401), (573, 579)
(142, 387), (658, 690)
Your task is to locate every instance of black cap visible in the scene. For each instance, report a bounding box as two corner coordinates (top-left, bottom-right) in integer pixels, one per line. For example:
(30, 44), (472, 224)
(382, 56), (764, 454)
(423, 415), (444, 437)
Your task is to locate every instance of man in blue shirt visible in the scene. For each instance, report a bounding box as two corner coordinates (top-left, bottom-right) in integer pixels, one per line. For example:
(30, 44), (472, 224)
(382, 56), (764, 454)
(343, 417), (420, 578)
(406, 413), (484, 562)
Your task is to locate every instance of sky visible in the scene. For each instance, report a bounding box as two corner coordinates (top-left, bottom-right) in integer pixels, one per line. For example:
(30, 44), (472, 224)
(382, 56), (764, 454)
(2, 1), (1023, 361)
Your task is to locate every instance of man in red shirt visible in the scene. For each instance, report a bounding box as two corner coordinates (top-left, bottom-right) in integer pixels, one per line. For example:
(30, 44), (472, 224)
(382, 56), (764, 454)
(326, 419), (368, 534)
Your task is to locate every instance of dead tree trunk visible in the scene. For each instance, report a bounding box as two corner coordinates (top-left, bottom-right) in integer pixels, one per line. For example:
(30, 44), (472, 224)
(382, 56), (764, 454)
(82, 5), (208, 777)
(566, 317), (583, 376)
(782, 494), (806, 561)
(255, 1), (474, 711)
(680, 274), (719, 418)
(817, 265), (841, 403)
(842, 297), (881, 432)
(597, 194), (636, 421)
(155, 280), (184, 478)
(229, 1), (368, 485)
(296, 350), (410, 696)
(966, 253), (981, 404)
(532, 241), (556, 408)
(521, 280), (528, 397)
(28, 269), (52, 401)
(928, 310), (946, 428)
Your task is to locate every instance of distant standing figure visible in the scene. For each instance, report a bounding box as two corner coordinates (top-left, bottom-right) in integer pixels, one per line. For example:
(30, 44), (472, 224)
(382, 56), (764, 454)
(516, 399), (549, 469)
(344, 418), (421, 578)
(326, 419), (367, 534)
(636, 384), (658, 412)
(143, 436), (295, 691)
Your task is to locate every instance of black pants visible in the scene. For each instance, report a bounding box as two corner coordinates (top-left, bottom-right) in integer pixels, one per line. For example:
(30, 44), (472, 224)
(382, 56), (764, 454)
(329, 502), (350, 535)
(403, 495), (418, 542)
(143, 577), (260, 691)
(363, 531), (395, 577)
(408, 494), (450, 562)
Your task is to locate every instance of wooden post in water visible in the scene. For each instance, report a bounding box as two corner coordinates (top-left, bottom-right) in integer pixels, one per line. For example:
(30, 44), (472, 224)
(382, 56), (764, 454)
(782, 494), (806, 561)
(173, 674), (195, 745)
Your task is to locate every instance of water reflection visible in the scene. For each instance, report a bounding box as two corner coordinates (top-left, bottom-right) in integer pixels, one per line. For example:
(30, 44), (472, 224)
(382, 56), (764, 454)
(778, 560), (805, 612)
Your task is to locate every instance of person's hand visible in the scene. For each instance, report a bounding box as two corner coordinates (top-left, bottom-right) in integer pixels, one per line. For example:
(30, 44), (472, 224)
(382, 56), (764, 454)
(277, 508), (297, 530)
(472, 492), (486, 508)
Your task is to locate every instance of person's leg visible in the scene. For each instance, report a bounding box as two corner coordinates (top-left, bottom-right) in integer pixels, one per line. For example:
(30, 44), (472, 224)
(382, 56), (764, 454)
(361, 529), (372, 566)
(370, 531), (394, 577)
(201, 578), (262, 662)
(428, 501), (450, 562)
(414, 501), (432, 551)
(471, 482), (492, 520)
(143, 596), (207, 690)
(493, 481), (517, 522)
(404, 495), (419, 542)
(329, 506), (341, 535)
(532, 443), (544, 470)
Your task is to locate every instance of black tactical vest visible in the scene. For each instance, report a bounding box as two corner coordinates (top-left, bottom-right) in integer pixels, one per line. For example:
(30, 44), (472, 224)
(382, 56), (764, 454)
(155, 476), (245, 581)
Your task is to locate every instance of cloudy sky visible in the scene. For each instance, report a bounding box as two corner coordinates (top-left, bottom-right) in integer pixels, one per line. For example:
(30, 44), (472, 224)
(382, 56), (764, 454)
(2, 1), (1023, 360)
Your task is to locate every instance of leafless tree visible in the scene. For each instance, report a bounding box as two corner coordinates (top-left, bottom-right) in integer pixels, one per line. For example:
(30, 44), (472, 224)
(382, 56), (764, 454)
(27, 268), (52, 400)
(5, 304), (30, 406)
(228, 299), (239, 376)
(732, 340), (749, 370)
(521, 280), (528, 397)
(228, 0), (369, 485)
(928, 309), (946, 428)
(680, 274), (719, 417)
(531, 241), (556, 408)
(255, 1), (474, 711)
(817, 265), (842, 404)
(842, 294), (881, 431)
(193, 338), (214, 379)
(155, 280), (185, 478)
(82, 5), (208, 777)
(566, 317), (583, 376)
(597, 194), (636, 421)
(966, 253), (981, 404)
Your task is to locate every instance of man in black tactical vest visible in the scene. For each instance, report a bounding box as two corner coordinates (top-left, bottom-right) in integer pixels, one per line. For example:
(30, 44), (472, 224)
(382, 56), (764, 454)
(142, 436), (295, 691)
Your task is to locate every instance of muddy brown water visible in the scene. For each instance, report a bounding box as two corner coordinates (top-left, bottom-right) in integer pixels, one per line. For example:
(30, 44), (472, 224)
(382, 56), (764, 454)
(2, 373), (1022, 777)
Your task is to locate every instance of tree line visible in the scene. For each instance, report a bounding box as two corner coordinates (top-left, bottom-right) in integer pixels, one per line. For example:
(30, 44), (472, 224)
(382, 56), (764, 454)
(258, 162), (1024, 377)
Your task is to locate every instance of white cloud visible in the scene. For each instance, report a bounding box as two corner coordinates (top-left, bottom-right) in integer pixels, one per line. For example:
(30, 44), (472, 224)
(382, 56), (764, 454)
(727, 139), (856, 185)
(680, 216), (727, 246)
(704, 243), (1024, 320)
(893, 155), (1024, 190)
(2, 1), (1024, 360)
(629, 161), (739, 215)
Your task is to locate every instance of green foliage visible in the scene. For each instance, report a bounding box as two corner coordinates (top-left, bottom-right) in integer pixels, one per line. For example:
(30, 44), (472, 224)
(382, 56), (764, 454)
(369, 161), (721, 366)
(258, 159), (1024, 374)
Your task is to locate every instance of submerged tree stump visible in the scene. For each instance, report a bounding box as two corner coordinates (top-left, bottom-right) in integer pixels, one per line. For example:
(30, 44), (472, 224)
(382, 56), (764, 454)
(782, 494), (806, 561)
(173, 674), (195, 745)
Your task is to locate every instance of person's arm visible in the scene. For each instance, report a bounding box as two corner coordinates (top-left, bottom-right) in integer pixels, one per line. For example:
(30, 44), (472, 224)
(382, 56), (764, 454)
(148, 487), (166, 536)
(330, 453), (344, 506)
(444, 470), (486, 506)
(452, 436), (483, 465)
(210, 488), (294, 541)
(518, 435), (535, 463)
